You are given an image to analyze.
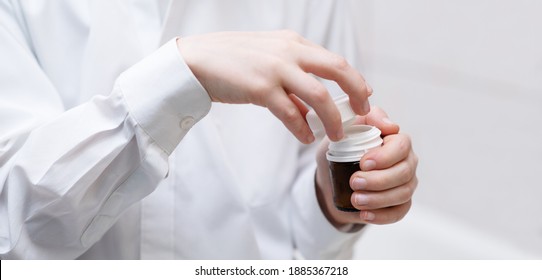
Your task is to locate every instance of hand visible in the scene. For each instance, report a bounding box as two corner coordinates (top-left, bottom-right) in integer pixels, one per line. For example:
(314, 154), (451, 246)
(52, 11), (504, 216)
(315, 107), (418, 227)
(176, 30), (372, 143)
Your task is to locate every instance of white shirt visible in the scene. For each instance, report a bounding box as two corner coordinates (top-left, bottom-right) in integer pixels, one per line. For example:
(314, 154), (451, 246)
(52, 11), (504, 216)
(0, 0), (364, 259)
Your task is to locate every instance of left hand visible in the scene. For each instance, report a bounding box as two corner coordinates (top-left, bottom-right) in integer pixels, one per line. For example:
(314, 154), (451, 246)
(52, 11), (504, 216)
(315, 106), (418, 227)
(177, 30), (372, 144)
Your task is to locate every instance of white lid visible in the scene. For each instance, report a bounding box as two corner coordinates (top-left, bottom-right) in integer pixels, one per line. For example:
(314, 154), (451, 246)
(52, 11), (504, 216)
(326, 125), (383, 162)
(306, 95), (356, 138)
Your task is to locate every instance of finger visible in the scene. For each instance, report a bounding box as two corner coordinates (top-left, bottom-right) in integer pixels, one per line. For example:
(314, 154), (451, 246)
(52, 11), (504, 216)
(295, 36), (376, 97)
(351, 151), (418, 191)
(266, 89), (315, 144)
(288, 93), (310, 118)
(281, 66), (344, 141)
(360, 133), (413, 171)
(351, 106), (399, 136)
(362, 106), (400, 136)
(351, 176), (418, 210)
(358, 200), (412, 225)
(296, 46), (371, 116)
(295, 37), (374, 99)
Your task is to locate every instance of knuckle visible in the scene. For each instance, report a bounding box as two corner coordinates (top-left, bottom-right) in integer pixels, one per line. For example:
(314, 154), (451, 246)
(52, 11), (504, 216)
(399, 162), (414, 182)
(400, 134), (413, 151)
(400, 177), (418, 200)
(358, 81), (369, 93)
(331, 55), (349, 71)
(397, 137), (409, 153)
(266, 56), (284, 71)
(281, 29), (302, 41)
(411, 176), (419, 192)
(400, 182), (415, 202)
(281, 107), (300, 123)
(390, 136), (410, 160)
(281, 41), (297, 54)
(253, 80), (272, 95)
(412, 153), (419, 167)
(310, 85), (329, 103)
(250, 81), (274, 106)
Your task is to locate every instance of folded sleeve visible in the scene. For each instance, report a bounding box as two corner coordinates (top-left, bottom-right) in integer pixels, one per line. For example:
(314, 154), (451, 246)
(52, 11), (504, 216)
(0, 3), (210, 259)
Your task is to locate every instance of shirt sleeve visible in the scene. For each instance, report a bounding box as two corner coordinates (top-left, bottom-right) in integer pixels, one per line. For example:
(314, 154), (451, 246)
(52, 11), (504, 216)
(120, 38), (211, 154)
(0, 4), (210, 259)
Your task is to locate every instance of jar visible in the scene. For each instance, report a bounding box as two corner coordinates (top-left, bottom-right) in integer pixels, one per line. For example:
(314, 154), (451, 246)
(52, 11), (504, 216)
(326, 125), (382, 211)
(306, 95), (382, 211)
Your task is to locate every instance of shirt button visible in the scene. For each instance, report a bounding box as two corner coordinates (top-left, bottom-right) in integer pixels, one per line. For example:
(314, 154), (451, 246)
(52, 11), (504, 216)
(180, 116), (195, 129)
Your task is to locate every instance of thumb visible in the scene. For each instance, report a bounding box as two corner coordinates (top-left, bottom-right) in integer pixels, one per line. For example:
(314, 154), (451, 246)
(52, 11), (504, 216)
(356, 106), (400, 136)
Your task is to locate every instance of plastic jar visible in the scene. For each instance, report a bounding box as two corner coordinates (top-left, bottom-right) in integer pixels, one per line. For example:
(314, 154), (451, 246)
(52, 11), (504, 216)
(306, 95), (382, 211)
(326, 125), (382, 211)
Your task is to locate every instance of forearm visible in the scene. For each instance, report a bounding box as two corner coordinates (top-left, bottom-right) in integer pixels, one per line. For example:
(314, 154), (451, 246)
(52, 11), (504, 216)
(0, 39), (211, 259)
(0, 91), (164, 259)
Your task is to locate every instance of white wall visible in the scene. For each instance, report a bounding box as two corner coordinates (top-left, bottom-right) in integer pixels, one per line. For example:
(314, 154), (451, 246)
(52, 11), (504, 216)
(351, 0), (542, 259)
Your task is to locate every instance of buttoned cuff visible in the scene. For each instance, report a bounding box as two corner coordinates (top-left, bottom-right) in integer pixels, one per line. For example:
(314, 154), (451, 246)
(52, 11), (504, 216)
(118, 38), (211, 154)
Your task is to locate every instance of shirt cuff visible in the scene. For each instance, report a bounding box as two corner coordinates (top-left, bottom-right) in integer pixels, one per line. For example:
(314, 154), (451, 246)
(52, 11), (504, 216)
(118, 38), (211, 154)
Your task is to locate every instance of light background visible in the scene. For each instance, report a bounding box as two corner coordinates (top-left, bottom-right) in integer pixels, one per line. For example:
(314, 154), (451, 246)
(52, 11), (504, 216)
(349, 0), (542, 259)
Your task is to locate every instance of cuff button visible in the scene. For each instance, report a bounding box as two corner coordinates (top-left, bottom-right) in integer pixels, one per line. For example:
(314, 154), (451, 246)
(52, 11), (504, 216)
(180, 116), (195, 129)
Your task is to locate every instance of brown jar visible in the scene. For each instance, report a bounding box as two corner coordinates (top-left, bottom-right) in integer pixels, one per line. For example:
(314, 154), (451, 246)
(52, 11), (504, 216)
(326, 125), (382, 211)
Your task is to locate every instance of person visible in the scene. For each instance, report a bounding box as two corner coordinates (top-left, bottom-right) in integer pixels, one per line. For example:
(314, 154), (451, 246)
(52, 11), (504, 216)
(0, 0), (418, 259)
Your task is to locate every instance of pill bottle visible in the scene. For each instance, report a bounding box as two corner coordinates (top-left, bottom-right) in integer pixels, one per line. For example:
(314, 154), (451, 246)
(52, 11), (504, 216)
(306, 95), (382, 211)
(326, 125), (382, 211)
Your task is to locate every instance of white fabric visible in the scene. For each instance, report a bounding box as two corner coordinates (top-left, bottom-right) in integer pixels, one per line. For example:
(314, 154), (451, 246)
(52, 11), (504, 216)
(0, 0), (364, 259)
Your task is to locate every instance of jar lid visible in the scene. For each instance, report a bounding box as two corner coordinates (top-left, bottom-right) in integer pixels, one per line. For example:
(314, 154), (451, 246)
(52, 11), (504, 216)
(306, 95), (356, 138)
(326, 125), (383, 162)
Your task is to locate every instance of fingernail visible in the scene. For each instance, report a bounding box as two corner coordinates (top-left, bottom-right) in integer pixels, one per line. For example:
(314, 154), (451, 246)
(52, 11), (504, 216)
(335, 128), (344, 141)
(351, 177), (367, 190)
(362, 101), (371, 115)
(306, 133), (315, 144)
(366, 83), (373, 95)
(355, 194), (369, 206)
(362, 160), (376, 171)
(382, 117), (394, 125)
(361, 211), (375, 221)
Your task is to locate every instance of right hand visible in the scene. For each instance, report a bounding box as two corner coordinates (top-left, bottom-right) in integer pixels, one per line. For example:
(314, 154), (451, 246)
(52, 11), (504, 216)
(176, 30), (372, 143)
(315, 107), (418, 227)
